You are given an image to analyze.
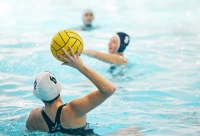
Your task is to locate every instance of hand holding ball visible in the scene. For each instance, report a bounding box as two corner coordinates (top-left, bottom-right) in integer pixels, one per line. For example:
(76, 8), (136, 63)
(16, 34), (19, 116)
(50, 30), (84, 62)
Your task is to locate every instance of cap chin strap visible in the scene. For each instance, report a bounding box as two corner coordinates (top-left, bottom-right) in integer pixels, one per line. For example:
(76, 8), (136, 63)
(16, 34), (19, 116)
(113, 34), (120, 53)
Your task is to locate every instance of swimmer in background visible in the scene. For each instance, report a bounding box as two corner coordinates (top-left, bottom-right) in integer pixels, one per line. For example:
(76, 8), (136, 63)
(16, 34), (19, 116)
(77, 9), (99, 31)
(83, 32), (130, 65)
(26, 47), (116, 136)
(82, 9), (94, 30)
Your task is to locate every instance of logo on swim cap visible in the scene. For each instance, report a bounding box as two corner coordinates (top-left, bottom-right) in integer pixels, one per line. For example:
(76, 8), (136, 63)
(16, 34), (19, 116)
(50, 76), (57, 84)
(124, 36), (129, 44)
(34, 80), (37, 90)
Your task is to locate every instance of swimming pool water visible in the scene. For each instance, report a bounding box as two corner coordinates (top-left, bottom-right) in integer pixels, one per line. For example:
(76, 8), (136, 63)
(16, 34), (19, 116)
(0, 0), (200, 135)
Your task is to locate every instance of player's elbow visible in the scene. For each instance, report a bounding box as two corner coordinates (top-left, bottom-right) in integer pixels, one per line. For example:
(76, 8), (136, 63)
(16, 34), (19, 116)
(111, 85), (117, 93)
(111, 85), (116, 93)
(115, 59), (127, 65)
(107, 85), (116, 95)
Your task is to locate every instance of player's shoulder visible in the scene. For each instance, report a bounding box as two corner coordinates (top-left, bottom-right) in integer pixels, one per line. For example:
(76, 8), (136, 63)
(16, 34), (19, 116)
(28, 107), (42, 120)
(26, 108), (42, 131)
(31, 107), (42, 114)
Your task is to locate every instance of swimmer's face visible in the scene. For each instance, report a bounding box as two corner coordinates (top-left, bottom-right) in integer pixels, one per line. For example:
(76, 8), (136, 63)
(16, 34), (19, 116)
(83, 11), (94, 25)
(108, 36), (119, 54)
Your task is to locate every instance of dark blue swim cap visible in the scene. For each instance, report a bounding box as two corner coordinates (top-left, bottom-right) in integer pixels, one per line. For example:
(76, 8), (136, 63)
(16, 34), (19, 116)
(116, 32), (130, 53)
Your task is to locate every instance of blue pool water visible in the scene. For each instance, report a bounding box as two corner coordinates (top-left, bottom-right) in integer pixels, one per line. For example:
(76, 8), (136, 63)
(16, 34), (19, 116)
(0, 0), (200, 135)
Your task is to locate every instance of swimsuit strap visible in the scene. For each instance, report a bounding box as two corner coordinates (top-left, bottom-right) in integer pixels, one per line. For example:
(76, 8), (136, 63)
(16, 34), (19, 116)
(41, 107), (55, 132)
(41, 104), (67, 133)
(55, 103), (67, 124)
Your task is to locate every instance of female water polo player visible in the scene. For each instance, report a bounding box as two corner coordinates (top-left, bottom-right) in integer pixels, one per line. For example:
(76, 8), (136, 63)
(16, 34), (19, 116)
(80, 9), (94, 31)
(83, 32), (130, 64)
(26, 46), (116, 135)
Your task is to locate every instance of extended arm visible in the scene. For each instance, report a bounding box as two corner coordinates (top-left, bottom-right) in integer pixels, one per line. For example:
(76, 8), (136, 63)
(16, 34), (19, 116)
(83, 49), (127, 64)
(57, 47), (116, 116)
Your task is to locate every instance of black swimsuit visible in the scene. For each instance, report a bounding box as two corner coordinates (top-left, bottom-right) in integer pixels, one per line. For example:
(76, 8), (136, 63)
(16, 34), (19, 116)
(41, 103), (98, 136)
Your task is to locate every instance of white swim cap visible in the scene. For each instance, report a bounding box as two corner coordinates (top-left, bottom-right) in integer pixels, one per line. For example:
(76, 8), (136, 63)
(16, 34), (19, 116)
(83, 9), (93, 16)
(33, 71), (61, 102)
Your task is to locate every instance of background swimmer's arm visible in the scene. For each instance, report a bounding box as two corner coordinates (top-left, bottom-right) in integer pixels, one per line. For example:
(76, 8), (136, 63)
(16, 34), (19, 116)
(58, 47), (116, 117)
(83, 49), (127, 64)
(96, 51), (127, 64)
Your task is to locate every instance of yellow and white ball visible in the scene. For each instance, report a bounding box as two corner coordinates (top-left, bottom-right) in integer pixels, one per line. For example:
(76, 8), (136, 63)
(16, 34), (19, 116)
(50, 30), (84, 62)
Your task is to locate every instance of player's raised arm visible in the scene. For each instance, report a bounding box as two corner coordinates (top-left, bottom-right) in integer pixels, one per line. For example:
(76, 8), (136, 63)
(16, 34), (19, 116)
(57, 47), (116, 116)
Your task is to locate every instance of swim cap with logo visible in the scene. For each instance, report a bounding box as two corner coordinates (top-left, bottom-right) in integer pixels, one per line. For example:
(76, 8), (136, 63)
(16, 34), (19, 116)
(33, 71), (61, 101)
